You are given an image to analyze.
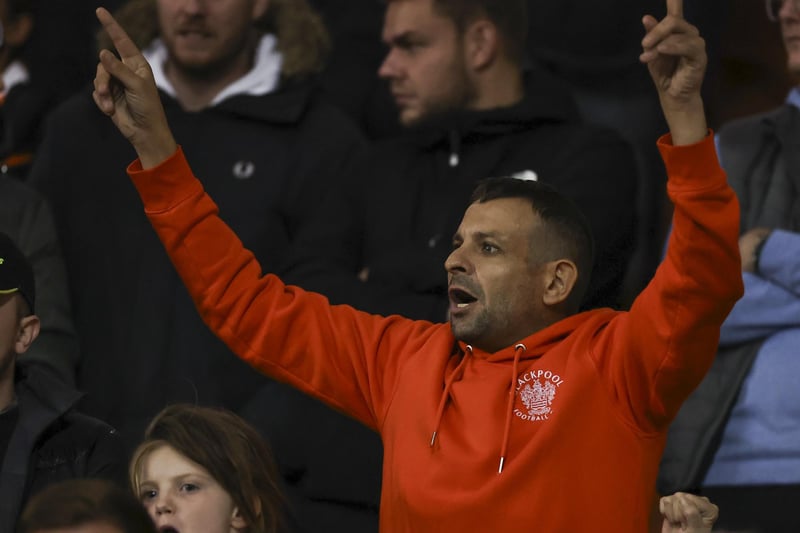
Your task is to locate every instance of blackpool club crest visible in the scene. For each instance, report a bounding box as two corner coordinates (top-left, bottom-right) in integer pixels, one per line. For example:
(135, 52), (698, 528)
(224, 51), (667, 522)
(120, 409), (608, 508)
(514, 369), (564, 422)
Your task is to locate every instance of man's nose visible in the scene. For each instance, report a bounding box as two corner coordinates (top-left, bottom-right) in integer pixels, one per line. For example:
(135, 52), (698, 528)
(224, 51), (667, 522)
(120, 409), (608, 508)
(445, 247), (468, 274)
(378, 48), (400, 79)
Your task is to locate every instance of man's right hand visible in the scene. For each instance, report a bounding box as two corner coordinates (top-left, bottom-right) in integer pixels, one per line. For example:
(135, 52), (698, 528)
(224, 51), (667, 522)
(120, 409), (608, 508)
(93, 7), (177, 169)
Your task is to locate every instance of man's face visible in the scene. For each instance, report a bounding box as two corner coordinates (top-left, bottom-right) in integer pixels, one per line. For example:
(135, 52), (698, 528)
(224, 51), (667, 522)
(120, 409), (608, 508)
(0, 294), (20, 379)
(157, 0), (267, 77)
(378, 0), (477, 126)
(445, 198), (549, 353)
(780, 0), (800, 75)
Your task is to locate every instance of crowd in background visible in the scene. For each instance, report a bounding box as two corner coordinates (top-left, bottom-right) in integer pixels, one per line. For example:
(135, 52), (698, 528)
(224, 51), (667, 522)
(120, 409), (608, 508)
(0, 0), (798, 532)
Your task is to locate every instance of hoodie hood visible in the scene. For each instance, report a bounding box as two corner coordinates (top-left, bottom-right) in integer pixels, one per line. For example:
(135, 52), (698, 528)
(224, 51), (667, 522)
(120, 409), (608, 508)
(146, 34), (315, 125)
(461, 309), (609, 363)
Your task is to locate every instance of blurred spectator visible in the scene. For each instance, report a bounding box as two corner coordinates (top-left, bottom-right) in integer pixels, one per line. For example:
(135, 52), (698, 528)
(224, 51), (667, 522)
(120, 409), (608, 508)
(30, 0), (364, 470)
(659, 1), (800, 531)
(0, 176), (78, 385)
(0, 0), (131, 180)
(0, 233), (125, 532)
(0, 0), (45, 179)
(17, 479), (157, 533)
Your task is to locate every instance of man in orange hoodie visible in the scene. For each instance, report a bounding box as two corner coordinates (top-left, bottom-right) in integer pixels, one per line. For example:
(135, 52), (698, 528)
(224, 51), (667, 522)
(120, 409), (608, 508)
(90, 0), (742, 530)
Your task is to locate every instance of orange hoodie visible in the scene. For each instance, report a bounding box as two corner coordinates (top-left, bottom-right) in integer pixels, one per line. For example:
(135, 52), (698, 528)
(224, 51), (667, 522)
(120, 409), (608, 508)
(128, 133), (742, 532)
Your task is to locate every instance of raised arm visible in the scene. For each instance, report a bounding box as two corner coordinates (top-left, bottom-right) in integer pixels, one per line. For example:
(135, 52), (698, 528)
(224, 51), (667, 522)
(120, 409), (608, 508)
(589, 0), (743, 432)
(640, 0), (708, 146)
(93, 7), (176, 169)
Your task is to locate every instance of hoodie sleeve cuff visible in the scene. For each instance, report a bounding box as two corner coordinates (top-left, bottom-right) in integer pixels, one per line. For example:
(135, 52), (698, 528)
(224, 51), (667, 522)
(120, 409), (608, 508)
(126, 146), (204, 213)
(656, 130), (723, 190)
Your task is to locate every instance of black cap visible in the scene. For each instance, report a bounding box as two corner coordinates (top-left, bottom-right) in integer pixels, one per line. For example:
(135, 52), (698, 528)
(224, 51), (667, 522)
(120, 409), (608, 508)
(0, 232), (35, 313)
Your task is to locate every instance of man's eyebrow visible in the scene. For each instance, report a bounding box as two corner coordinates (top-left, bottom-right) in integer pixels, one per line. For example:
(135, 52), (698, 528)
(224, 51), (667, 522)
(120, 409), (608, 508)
(385, 31), (418, 47)
(474, 231), (506, 242)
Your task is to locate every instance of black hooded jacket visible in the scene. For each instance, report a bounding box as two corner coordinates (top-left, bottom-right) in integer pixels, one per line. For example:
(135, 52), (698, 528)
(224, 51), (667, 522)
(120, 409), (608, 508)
(29, 78), (366, 452)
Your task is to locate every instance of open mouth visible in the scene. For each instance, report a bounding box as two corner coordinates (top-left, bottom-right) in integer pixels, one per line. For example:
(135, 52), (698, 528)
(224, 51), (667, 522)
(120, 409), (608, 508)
(449, 288), (477, 309)
(159, 527), (179, 533)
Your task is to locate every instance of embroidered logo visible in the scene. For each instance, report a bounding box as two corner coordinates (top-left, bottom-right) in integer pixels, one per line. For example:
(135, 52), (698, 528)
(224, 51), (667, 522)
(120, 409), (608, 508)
(232, 161), (256, 180)
(520, 379), (555, 416)
(514, 369), (564, 422)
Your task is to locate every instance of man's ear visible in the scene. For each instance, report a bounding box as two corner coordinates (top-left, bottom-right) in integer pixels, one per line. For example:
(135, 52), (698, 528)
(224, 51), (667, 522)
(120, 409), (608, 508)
(4, 13), (34, 48)
(15, 314), (40, 355)
(542, 260), (579, 307)
(463, 19), (498, 71)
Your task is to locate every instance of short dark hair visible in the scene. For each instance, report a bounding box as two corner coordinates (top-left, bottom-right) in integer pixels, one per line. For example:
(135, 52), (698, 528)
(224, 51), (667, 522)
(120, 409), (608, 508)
(130, 404), (286, 533)
(431, 0), (527, 65)
(17, 479), (157, 533)
(470, 176), (595, 309)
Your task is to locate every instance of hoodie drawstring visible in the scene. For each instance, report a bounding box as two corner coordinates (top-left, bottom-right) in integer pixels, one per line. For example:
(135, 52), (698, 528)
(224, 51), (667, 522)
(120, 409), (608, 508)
(430, 345), (472, 447)
(498, 343), (526, 474)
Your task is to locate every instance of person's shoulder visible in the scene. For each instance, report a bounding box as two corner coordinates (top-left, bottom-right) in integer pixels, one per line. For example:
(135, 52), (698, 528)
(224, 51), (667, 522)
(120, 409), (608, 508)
(32, 409), (124, 483)
(718, 105), (788, 139)
(0, 175), (46, 227)
(0, 173), (43, 203)
(39, 410), (119, 452)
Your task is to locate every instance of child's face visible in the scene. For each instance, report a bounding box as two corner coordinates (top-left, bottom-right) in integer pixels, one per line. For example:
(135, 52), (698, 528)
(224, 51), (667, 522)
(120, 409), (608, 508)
(137, 444), (246, 533)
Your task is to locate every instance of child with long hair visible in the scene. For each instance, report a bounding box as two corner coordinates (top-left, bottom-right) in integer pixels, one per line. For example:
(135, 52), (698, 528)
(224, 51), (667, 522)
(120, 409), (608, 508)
(129, 404), (286, 533)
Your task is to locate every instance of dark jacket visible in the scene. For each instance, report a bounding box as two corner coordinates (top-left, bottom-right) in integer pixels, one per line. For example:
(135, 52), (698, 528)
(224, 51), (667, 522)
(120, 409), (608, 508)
(282, 69), (638, 317)
(0, 362), (124, 531)
(657, 104), (799, 494)
(29, 79), (366, 453)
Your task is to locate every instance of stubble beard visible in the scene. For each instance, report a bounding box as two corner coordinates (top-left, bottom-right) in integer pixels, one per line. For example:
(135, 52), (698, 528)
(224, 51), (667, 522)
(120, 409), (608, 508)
(450, 306), (491, 347)
(403, 60), (478, 129)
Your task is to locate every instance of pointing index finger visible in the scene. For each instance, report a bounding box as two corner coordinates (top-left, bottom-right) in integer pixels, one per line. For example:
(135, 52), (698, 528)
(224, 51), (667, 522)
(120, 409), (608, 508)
(96, 7), (142, 62)
(666, 0), (683, 18)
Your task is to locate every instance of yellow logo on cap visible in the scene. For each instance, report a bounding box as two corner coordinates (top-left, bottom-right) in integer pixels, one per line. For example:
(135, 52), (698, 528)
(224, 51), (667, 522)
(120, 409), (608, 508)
(0, 258), (4, 264)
